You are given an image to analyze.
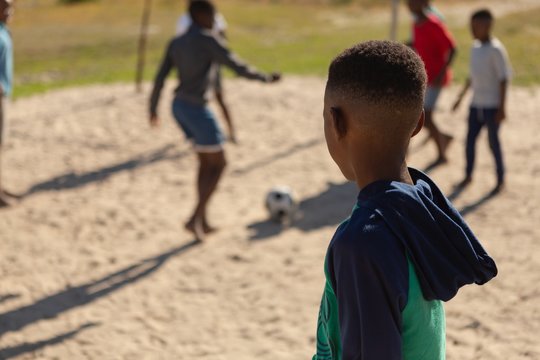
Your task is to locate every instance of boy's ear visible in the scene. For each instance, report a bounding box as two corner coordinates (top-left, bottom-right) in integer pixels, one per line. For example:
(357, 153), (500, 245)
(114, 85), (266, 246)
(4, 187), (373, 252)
(411, 110), (425, 138)
(330, 106), (348, 139)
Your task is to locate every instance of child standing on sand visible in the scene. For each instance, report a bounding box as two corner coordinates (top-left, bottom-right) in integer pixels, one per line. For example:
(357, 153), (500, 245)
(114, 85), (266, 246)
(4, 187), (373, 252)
(312, 40), (497, 359)
(408, 0), (457, 165)
(149, 0), (280, 241)
(453, 9), (511, 194)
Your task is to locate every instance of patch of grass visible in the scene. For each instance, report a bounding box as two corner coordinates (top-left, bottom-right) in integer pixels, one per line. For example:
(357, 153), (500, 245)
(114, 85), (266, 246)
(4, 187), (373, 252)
(10, 0), (540, 97)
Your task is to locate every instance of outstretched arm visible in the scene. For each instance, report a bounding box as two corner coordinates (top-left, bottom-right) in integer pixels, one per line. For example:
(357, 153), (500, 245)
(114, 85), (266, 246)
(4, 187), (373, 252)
(208, 37), (280, 83)
(149, 42), (174, 126)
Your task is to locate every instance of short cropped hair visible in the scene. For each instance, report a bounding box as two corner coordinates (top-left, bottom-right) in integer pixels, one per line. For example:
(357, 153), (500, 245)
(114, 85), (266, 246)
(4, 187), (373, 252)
(326, 41), (427, 117)
(189, 0), (215, 19)
(471, 9), (493, 22)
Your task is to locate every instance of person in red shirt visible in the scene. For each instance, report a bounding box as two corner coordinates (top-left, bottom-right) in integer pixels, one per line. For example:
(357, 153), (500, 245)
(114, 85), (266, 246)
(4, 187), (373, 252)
(408, 0), (457, 164)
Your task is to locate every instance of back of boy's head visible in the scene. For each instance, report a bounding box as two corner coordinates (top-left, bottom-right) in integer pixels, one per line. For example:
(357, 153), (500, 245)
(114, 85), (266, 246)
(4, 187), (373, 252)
(471, 9), (493, 22)
(326, 40), (426, 130)
(189, 0), (215, 18)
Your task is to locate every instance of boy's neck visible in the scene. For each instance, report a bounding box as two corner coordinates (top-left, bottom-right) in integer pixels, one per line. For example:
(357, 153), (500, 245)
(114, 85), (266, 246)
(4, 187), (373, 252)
(353, 159), (413, 191)
(477, 36), (492, 44)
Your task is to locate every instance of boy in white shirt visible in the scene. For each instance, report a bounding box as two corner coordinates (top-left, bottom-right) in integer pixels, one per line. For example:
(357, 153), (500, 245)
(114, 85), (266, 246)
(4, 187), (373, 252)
(453, 9), (511, 194)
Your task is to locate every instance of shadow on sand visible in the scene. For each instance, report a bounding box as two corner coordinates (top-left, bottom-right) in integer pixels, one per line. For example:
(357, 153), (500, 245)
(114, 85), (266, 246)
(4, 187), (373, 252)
(0, 323), (99, 359)
(232, 138), (323, 176)
(0, 294), (20, 305)
(458, 190), (500, 217)
(0, 240), (200, 356)
(446, 181), (501, 217)
(248, 181), (357, 241)
(248, 178), (501, 240)
(24, 144), (189, 196)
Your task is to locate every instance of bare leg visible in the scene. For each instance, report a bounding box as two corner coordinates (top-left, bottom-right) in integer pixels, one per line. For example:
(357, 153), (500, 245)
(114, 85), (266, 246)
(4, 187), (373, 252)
(185, 151), (227, 240)
(424, 110), (453, 163)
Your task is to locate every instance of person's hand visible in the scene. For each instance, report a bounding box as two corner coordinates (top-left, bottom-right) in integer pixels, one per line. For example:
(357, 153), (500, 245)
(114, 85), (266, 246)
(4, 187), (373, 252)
(150, 115), (160, 128)
(265, 72), (281, 83)
(495, 108), (506, 124)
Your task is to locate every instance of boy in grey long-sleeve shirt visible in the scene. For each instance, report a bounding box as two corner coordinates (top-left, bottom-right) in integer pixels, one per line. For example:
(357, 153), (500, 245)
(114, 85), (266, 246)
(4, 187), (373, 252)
(149, 0), (280, 241)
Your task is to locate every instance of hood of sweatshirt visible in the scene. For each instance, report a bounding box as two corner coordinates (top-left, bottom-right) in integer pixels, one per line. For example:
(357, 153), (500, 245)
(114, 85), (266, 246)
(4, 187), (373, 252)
(357, 168), (498, 301)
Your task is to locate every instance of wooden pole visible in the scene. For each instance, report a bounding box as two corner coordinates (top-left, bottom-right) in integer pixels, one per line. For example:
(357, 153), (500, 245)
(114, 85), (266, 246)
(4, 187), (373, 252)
(136, 0), (153, 93)
(390, 0), (399, 41)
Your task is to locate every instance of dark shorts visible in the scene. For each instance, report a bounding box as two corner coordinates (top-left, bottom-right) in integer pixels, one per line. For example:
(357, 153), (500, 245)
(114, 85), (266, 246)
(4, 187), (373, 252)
(172, 98), (224, 153)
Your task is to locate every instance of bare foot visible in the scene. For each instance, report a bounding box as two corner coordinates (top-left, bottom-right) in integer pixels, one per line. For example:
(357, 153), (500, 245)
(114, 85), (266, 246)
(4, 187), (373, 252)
(185, 219), (205, 242)
(201, 220), (218, 234)
(203, 224), (218, 234)
(434, 156), (448, 165)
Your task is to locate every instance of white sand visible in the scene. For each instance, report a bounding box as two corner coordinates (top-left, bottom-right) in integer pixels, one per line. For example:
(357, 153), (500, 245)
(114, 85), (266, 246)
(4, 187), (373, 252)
(0, 77), (538, 359)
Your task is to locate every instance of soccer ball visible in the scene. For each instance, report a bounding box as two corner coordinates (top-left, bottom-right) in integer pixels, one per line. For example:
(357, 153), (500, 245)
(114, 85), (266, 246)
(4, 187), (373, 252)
(265, 186), (298, 223)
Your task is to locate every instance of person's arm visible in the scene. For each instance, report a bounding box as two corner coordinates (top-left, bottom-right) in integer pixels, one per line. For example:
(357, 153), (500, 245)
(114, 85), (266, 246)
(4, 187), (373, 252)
(496, 80), (508, 124)
(492, 46), (511, 124)
(215, 88), (236, 143)
(432, 22), (457, 87)
(329, 222), (408, 359)
(149, 42), (174, 127)
(452, 77), (471, 112)
(211, 29), (237, 142)
(207, 36), (280, 83)
(433, 46), (456, 87)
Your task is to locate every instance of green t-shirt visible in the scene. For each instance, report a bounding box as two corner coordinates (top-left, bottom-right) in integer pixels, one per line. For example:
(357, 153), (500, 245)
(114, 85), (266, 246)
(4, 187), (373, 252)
(313, 256), (445, 359)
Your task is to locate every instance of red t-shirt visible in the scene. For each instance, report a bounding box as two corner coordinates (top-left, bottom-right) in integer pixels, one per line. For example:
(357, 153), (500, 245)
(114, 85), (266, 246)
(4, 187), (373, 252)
(413, 15), (456, 86)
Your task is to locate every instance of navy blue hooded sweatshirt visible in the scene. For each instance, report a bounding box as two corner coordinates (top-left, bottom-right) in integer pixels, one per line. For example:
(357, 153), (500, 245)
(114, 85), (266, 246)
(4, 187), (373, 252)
(313, 168), (498, 359)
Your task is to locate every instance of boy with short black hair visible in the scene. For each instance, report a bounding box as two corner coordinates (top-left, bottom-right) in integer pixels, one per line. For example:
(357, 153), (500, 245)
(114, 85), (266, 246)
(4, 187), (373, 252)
(408, 0), (456, 165)
(453, 9), (511, 193)
(312, 40), (497, 359)
(149, 0), (280, 240)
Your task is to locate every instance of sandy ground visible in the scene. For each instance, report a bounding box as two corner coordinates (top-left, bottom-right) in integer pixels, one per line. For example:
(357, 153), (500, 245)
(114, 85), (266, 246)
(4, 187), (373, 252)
(0, 77), (539, 359)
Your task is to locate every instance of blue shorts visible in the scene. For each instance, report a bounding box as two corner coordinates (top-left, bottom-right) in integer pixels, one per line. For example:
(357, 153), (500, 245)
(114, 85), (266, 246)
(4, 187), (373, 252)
(424, 86), (442, 111)
(172, 98), (224, 153)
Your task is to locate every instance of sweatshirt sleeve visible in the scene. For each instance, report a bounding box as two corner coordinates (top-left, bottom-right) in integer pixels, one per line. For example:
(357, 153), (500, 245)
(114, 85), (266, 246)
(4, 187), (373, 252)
(492, 44), (512, 82)
(328, 221), (408, 360)
(206, 36), (268, 82)
(149, 41), (174, 117)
